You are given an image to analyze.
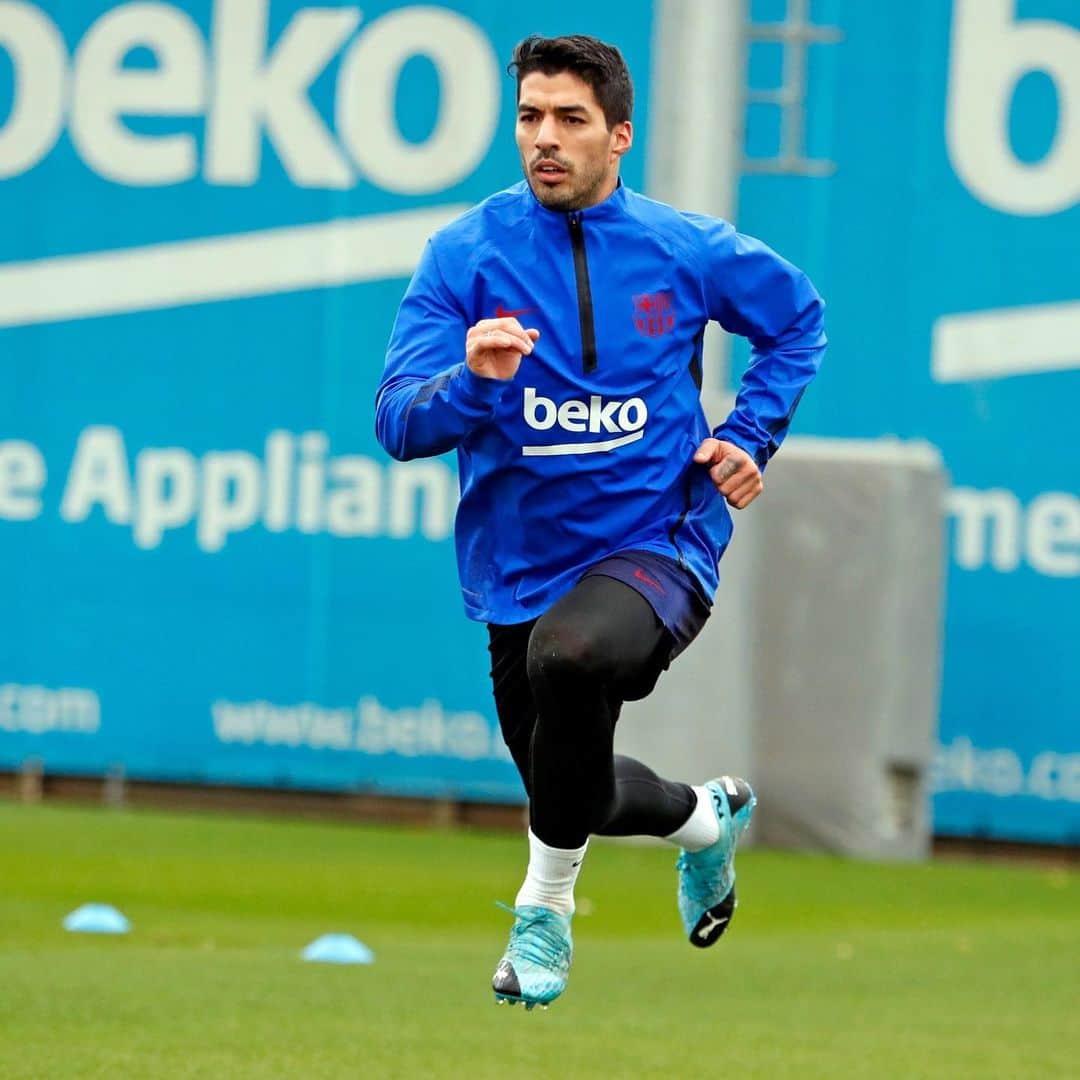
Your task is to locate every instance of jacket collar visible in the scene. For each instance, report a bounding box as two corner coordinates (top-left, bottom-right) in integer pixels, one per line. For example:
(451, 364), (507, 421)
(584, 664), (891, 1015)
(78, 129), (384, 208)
(522, 176), (630, 224)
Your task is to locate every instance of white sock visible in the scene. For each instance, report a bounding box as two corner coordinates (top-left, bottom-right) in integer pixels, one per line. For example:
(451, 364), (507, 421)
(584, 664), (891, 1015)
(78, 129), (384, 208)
(514, 830), (588, 917)
(663, 785), (720, 852)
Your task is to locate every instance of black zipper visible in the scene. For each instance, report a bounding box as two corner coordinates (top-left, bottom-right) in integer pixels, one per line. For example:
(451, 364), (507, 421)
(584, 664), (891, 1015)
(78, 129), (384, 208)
(567, 212), (597, 373)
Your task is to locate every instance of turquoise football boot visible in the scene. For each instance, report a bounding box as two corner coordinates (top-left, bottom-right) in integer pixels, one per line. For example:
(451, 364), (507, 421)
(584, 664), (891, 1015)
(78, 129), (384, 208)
(676, 776), (756, 947)
(492, 903), (573, 1010)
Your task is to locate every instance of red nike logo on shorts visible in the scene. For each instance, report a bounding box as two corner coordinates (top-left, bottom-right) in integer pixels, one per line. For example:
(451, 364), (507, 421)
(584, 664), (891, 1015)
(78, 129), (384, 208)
(494, 304), (535, 319)
(634, 568), (665, 593)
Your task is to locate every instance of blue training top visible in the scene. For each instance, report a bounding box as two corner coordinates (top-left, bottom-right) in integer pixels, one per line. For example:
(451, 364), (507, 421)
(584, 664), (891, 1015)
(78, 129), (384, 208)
(376, 180), (826, 624)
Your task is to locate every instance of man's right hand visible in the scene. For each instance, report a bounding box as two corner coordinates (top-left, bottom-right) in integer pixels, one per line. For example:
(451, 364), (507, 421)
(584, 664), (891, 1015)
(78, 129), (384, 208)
(466, 318), (540, 381)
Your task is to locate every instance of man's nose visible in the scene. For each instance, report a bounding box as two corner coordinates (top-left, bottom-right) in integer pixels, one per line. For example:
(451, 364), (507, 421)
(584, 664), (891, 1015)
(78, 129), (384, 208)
(535, 115), (560, 151)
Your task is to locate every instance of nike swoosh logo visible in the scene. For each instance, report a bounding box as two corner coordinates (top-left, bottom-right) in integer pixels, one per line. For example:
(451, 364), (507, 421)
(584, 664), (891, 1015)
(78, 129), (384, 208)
(495, 304), (535, 319)
(633, 568), (665, 593)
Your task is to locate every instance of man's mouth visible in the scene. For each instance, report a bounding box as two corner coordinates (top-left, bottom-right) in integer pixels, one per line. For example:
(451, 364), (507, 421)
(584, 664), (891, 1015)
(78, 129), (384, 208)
(533, 160), (569, 184)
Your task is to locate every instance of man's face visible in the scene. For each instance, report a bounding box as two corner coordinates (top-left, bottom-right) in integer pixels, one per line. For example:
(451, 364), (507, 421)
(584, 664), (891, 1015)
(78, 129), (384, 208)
(515, 71), (632, 212)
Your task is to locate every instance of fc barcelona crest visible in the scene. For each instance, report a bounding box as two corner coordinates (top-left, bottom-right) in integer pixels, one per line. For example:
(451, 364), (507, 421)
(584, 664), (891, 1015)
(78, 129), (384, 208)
(633, 292), (676, 337)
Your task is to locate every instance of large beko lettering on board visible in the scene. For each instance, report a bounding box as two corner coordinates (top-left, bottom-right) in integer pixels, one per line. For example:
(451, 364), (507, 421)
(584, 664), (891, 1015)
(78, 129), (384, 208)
(0, 0), (496, 325)
(0, 0), (497, 189)
(0, 0), (656, 800)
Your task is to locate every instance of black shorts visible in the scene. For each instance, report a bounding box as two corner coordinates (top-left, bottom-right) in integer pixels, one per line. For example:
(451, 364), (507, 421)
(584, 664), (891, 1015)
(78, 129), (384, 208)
(582, 549), (711, 659)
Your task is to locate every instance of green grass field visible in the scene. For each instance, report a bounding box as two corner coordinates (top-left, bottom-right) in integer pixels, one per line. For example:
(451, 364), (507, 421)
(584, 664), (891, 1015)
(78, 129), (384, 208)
(1, 802), (1075, 1078)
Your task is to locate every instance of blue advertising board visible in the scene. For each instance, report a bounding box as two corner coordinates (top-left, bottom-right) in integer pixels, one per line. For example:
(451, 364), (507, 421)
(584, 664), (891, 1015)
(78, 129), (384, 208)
(3, 0), (1077, 843)
(0, 0), (653, 802)
(737, 0), (1078, 842)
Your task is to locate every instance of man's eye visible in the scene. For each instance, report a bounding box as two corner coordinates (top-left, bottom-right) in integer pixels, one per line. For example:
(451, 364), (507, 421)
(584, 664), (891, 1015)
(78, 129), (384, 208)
(566, 116), (585, 124)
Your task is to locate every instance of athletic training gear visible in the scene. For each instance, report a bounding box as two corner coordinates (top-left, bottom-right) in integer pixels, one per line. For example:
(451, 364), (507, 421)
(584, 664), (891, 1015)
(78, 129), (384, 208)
(488, 574), (699, 849)
(584, 549), (711, 658)
(676, 776), (756, 947)
(492, 904), (573, 1008)
(376, 181), (826, 625)
(514, 831), (587, 917)
(664, 783), (722, 851)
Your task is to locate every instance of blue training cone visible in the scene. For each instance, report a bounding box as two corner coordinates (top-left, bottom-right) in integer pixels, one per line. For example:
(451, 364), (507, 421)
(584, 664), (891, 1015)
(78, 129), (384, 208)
(301, 933), (375, 965)
(63, 903), (131, 934)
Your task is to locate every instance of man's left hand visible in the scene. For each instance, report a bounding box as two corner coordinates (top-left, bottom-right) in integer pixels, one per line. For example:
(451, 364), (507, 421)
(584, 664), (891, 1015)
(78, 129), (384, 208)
(693, 438), (763, 509)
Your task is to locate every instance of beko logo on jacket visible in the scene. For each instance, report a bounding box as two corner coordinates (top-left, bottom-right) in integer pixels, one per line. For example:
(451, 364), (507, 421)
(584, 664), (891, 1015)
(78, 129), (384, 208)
(522, 387), (647, 456)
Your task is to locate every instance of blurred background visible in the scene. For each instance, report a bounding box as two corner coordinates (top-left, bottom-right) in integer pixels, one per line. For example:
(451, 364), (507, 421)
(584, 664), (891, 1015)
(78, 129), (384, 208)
(2, 0), (1077, 855)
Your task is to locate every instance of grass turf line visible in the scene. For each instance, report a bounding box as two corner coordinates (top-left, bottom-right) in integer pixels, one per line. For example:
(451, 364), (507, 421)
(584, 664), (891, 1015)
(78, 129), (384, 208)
(0, 802), (1076, 1078)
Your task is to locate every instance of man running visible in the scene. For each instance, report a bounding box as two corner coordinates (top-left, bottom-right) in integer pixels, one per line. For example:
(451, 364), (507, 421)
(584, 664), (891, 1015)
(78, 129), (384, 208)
(376, 33), (826, 1010)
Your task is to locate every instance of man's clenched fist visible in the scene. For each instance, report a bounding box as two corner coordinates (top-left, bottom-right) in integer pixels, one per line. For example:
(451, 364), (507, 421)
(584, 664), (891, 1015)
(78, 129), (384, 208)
(693, 438), (763, 509)
(466, 318), (540, 381)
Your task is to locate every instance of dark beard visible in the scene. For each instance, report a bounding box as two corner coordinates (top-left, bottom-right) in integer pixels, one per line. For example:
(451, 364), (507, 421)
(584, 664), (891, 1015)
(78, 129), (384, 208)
(526, 165), (608, 212)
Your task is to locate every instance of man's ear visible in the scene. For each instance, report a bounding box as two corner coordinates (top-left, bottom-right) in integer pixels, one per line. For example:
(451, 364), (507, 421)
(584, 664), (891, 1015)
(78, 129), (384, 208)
(611, 120), (633, 159)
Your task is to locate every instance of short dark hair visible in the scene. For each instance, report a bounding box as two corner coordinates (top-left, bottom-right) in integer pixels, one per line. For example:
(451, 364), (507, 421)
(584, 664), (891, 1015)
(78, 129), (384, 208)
(508, 35), (633, 129)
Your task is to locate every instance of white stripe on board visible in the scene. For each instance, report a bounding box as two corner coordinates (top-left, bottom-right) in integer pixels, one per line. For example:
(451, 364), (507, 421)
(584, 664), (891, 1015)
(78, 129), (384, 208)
(0, 206), (469, 328)
(932, 301), (1080, 382)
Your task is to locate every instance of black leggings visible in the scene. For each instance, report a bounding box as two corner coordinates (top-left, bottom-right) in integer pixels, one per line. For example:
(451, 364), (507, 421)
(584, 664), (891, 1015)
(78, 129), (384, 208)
(488, 574), (696, 849)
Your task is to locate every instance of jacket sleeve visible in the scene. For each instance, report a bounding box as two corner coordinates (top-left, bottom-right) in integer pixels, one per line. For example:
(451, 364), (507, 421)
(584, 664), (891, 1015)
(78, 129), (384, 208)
(375, 239), (510, 461)
(696, 218), (826, 469)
